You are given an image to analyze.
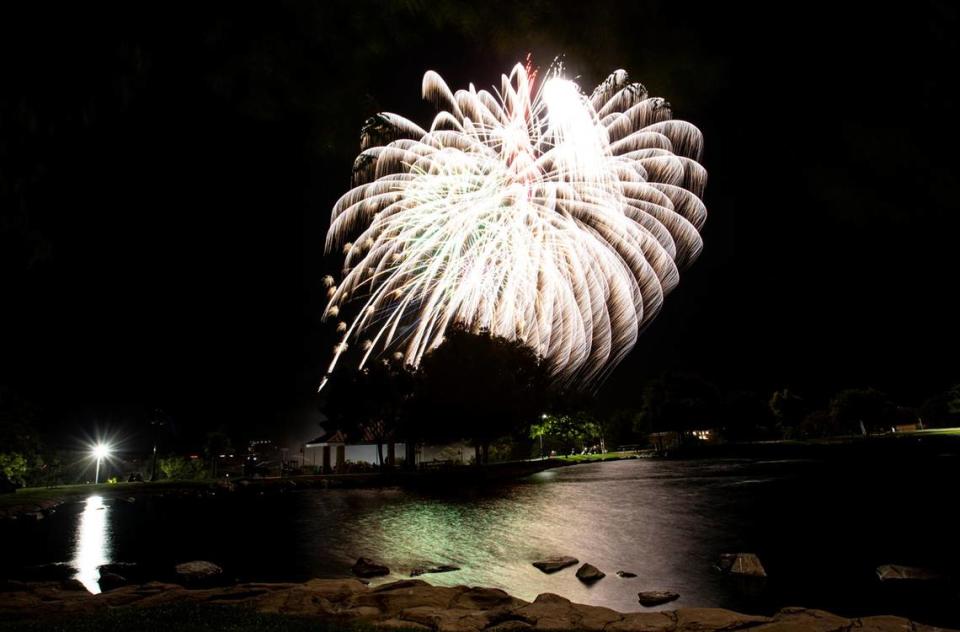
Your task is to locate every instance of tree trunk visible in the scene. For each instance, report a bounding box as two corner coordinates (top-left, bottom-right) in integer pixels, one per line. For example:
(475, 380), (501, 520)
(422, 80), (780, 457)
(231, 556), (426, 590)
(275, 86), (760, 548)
(377, 442), (384, 471)
(474, 445), (481, 466)
(404, 442), (417, 470)
(482, 442), (489, 465)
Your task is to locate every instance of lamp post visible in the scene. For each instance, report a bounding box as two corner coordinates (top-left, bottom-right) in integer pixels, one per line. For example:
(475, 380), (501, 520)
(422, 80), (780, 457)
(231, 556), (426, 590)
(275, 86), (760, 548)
(540, 414), (548, 460)
(92, 443), (111, 484)
(150, 409), (166, 482)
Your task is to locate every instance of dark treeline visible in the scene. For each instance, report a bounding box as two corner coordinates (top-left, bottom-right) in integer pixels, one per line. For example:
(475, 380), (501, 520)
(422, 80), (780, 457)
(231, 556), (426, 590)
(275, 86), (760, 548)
(3, 328), (960, 486)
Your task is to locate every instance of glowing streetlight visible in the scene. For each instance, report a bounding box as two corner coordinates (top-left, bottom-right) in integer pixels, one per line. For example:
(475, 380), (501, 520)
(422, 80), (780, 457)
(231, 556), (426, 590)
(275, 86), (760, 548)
(91, 443), (111, 484)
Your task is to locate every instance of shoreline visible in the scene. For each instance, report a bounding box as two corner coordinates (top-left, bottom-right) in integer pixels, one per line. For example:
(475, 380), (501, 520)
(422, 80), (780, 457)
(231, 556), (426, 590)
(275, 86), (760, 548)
(1, 577), (954, 632)
(4, 433), (958, 521)
(0, 458), (603, 521)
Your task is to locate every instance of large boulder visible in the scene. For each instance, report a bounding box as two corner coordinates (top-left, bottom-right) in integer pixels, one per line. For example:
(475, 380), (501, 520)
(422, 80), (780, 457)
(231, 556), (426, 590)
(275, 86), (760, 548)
(674, 608), (770, 630)
(97, 562), (140, 580)
(637, 591), (679, 607)
(717, 552), (767, 577)
(576, 563), (605, 584)
(532, 556), (578, 574)
(97, 572), (129, 592)
(353, 557), (390, 578)
(173, 560), (223, 585)
(766, 607), (851, 631)
(513, 593), (622, 631)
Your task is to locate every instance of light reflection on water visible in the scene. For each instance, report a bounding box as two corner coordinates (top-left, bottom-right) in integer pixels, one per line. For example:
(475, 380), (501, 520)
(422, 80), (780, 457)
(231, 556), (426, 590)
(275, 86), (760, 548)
(30, 458), (958, 628)
(72, 495), (110, 593)
(302, 460), (734, 612)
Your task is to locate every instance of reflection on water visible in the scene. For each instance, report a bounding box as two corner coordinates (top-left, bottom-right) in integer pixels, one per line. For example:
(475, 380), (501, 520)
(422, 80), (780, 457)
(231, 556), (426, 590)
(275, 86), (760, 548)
(7, 457), (957, 627)
(72, 495), (110, 593)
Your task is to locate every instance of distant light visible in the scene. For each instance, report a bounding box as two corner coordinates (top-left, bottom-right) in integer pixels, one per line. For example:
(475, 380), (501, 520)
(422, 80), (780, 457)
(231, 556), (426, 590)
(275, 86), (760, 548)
(90, 443), (113, 485)
(92, 443), (111, 460)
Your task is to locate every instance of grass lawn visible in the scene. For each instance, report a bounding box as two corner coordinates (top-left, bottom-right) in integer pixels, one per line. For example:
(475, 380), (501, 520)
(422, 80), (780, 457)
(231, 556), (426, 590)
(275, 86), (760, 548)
(909, 427), (960, 436)
(553, 451), (639, 463)
(0, 480), (211, 511)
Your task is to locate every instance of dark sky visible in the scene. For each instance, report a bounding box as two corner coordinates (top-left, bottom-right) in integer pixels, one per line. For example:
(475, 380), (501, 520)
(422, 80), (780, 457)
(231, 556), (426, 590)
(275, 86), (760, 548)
(2, 2), (958, 446)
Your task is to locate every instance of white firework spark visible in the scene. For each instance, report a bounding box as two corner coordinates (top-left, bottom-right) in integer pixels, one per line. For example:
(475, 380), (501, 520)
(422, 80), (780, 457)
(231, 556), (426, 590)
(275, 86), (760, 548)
(320, 62), (706, 389)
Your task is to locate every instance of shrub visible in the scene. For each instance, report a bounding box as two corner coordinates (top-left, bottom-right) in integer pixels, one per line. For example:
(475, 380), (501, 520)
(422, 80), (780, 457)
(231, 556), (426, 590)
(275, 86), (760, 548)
(158, 456), (207, 480)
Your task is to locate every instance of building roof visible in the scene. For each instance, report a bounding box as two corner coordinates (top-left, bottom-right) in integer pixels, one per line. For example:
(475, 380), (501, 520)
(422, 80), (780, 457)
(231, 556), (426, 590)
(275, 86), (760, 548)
(305, 421), (396, 447)
(305, 429), (348, 446)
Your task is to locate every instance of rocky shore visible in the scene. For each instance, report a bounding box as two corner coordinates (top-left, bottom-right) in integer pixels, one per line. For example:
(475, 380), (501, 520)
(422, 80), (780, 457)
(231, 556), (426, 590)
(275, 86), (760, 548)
(1, 577), (954, 632)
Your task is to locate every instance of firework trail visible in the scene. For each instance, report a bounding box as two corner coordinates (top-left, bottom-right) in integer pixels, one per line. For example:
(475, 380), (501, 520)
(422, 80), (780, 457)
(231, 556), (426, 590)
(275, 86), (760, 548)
(320, 63), (706, 389)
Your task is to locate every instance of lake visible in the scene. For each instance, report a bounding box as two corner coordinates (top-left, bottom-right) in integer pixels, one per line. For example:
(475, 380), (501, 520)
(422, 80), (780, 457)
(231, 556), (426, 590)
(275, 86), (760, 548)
(2, 456), (958, 627)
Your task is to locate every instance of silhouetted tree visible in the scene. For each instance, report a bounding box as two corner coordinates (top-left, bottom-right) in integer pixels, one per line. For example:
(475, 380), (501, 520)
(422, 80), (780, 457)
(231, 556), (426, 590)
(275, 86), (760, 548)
(796, 409), (839, 438)
(411, 327), (548, 464)
(0, 386), (43, 486)
(322, 357), (414, 469)
(203, 427), (233, 478)
(636, 373), (721, 440)
(920, 384), (960, 428)
(829, 387), (895, 435)
(722, 390), (775, 440)
(769, 388), (808, 435)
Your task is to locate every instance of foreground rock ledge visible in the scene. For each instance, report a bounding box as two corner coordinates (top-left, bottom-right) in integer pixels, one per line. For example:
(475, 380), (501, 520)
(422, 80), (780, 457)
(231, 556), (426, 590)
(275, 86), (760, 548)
(0, 578), (954, 632)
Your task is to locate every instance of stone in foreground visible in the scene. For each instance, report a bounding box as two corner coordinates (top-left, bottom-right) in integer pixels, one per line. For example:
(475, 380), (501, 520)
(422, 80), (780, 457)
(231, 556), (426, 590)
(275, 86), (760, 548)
(410, 564), (461, 577)
(353, 557), (390, 578)
(0, 578), (952, 632)
(876, 564), (944, 582)
(717, 552), (766, 577)
(576, 563), (606, 584)
(173, 560), (223, 585)
(97, 572), (129, 592)
(532, 556), (578, 573)
(637, 590), (679, 607)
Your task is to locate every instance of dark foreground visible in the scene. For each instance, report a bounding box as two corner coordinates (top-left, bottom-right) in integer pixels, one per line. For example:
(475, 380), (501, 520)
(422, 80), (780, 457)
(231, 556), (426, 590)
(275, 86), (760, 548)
(1, 578), (954, 632)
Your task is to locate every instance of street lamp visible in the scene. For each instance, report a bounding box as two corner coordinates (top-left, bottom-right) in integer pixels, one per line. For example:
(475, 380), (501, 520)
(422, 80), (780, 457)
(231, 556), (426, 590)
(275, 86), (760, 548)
(540, 414), (548, 460)
(92, 443), (111, 484)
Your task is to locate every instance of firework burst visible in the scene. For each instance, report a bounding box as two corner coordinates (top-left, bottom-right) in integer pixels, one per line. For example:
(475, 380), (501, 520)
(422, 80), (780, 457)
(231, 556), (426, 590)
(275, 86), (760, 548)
(321, 62), (706, 389)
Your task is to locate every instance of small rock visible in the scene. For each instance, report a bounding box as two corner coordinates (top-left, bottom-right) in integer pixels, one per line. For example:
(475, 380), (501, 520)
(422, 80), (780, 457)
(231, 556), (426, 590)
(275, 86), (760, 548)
(174, 560), (223, 585)
(616, 570), (637, 578)
(59, 579), (88, 591)
(576, 563), (605, 584)
(97, 572), (129, 591)
(876, 564), (944, 582)
(410, 564), (460, 577)
(532, 556), (579, 574)
(637, 590), (679, 607)
(352, 557), (390, 578)
(717, 552), (766, 577)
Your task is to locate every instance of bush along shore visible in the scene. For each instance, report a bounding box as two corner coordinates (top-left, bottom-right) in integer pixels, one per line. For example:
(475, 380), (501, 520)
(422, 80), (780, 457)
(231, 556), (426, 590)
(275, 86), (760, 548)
(1, 575), (954, 632)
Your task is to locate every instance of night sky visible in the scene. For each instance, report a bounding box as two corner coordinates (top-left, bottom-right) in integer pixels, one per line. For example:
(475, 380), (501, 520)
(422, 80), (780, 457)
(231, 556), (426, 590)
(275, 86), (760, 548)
(3, 2), (958, 446)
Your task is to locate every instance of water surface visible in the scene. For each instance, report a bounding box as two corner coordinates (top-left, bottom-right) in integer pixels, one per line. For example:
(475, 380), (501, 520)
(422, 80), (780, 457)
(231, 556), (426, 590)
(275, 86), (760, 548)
(3, 458), (957, 626)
